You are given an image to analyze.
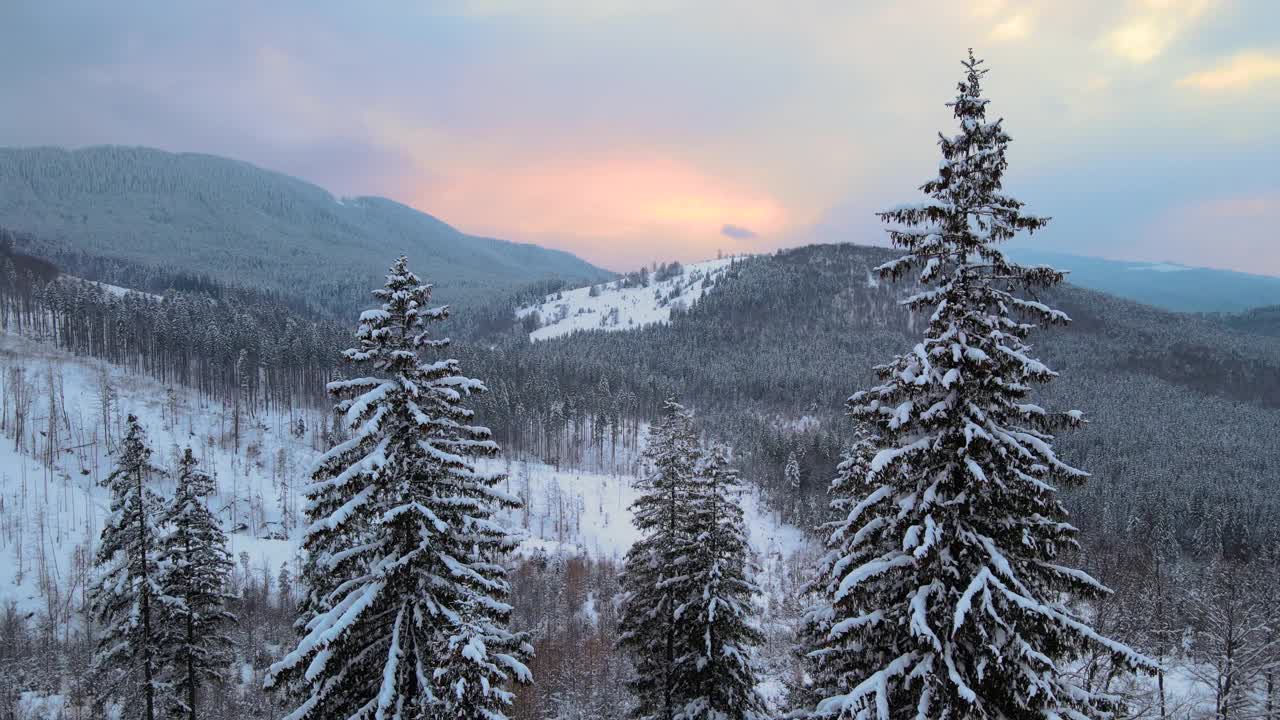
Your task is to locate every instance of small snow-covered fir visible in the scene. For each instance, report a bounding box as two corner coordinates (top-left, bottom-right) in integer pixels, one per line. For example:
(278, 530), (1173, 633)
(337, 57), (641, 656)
(156, 448), (236, 720)
(88, 414), (167, 720)
(619, 400), (703, 720)
(620, 401), (768, 720)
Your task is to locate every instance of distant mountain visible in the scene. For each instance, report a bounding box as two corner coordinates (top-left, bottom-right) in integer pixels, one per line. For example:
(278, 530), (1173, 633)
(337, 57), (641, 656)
(0, 146), (612, 314)
(1007, 248), (1280, 313)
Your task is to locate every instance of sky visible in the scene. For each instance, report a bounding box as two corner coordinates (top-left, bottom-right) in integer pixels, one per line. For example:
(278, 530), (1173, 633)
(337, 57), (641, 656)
(1, 1), (1277, 273)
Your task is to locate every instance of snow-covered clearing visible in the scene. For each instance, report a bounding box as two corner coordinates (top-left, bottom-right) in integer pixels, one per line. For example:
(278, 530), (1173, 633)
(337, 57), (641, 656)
(495, 458), (806, 567)
(0, 333), (307, 616)
(58, 274), (161, 300)
(0, 332), (804, 618)
(516, 257), (741, 341)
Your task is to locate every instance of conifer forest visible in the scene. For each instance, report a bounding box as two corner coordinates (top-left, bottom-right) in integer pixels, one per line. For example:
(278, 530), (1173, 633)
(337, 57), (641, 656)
(1, 28), (1279, 720)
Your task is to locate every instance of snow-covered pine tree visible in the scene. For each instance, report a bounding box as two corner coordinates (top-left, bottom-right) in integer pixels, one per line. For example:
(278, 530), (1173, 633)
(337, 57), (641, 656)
(796, 430), (877, 715)
(805, 52), (1156, 720)
(157, 447), (236, 720)
(431, 601), (528, 720)
(619, 399), (701, 720)
(88, 414), (166, 720)
(265, 256), (531, 720)
(673, 445), (766, 720)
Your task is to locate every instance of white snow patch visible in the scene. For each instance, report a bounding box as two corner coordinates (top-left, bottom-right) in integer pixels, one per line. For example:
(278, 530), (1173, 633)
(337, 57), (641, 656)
(516, 257), (743, 341)
(1129, 263), (1193, 273)
(59, 274), (162, 300)
(0, 332), (312, 615)
(488, 457), (805, 564)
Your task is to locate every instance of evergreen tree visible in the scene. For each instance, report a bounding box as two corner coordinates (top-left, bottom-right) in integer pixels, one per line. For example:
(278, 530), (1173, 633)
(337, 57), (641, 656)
(804, 52), (1155, 720)
(784, 450), (802, 522)
(266, 256), (531, 720)
(157, 448), (236, 720)
(278, 563), (295, 613)
(619, 399), (701, 720)
(797, 431), (877, 715)
(88, 414), (166, 720)
(673, 445), (766, 720)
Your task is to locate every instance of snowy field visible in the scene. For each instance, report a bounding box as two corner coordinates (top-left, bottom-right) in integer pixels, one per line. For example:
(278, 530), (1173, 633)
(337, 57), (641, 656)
(495, 457), (806, 570)
(58, 274), (162, 300)
(516, 257), (740, 341)
(0, 333), (309, 615)
(0, 331), (804, 617)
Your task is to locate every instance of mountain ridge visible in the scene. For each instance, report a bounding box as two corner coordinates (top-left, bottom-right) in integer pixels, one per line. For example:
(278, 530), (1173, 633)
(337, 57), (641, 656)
(0, 145), (613, 314)
(1007, 247), (1280, 313)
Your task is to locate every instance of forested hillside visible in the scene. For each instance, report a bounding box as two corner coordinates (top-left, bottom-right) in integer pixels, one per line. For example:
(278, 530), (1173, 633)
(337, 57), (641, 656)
(0, 146), (612, 315)
(5, 207), (1280, 720)
(495, 243), (1280, 556)
(8, 234), (1278, 559)
(1213, 304), (1280, 337)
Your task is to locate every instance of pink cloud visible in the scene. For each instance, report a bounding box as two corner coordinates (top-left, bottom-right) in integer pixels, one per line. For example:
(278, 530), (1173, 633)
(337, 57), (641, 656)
(402, 150), (792, 268)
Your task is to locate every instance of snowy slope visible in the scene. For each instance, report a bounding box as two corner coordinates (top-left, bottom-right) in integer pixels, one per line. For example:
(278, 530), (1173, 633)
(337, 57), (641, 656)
(493, 458), (806, 565)
(516, 256), (742, 341)
(59, 274), (161, 300)
(0, 333), (309, 616)
(0, 332), (803, 617)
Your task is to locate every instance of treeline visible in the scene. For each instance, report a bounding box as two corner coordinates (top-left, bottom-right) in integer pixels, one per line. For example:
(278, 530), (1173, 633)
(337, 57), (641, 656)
(1, 232), (346, 419)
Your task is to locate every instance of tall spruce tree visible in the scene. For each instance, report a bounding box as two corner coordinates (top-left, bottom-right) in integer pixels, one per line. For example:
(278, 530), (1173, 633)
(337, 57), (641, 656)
(673, 445), (766, 720)
(266, 256), (531, 720)
(157, 448), (236, 720)
(619, 399), (701, 720)
(89, 414), (166, 720)
(803, 52), (1155, 719)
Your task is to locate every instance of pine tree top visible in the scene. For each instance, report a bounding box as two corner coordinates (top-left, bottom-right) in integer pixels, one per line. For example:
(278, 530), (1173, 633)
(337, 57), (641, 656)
(174, 447), (216, 500)
(875, 50), (1059, 296)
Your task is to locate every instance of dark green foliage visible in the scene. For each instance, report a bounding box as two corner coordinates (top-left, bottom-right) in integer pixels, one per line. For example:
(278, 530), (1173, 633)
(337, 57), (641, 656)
(88, 415), (165, 720)
(266, 257), (531, 720)
(157, 448), (236, 720)
(619, 400), (702, 720)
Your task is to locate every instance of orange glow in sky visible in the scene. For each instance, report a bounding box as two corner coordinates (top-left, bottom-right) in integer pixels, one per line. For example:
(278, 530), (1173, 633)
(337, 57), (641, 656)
(408, 153), (792, 269)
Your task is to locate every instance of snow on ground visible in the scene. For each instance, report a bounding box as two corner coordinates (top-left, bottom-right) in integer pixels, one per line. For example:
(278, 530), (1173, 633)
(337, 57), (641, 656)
(488, 458), (807, 566)
(1, 332), (805, 619)
(516, 256), (742, 341)
(59, 274), (162, 300)
(0, 332), (306, 615)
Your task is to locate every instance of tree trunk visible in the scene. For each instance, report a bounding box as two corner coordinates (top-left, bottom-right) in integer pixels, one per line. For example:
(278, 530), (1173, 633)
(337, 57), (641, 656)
(138, 467), (155, 720)
(187, 535), (198, 720)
